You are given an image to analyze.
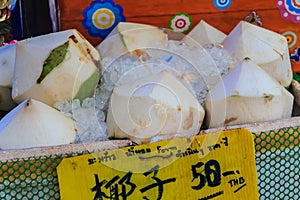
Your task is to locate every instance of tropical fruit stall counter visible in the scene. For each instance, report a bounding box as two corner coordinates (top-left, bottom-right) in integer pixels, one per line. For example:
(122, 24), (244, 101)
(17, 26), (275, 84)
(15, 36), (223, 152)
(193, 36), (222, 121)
(0, 0), (300, 199)
(0, 117), (299, 199)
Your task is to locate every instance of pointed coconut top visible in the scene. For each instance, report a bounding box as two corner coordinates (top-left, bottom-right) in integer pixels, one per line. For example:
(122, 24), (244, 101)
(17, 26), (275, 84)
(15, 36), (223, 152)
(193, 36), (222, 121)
(117, 22), (168, 51)
(0, 44), (16, 87)
(12, 29), (100, 105)
(97, 22), (168, 58)
(222, 21), (288, 64)
(16, 29), (99, 64)
(0, 99), (76, 150)
(221, 21), (292, 87)
(207, 58), (291, 101)
(182, 20), (227, 45)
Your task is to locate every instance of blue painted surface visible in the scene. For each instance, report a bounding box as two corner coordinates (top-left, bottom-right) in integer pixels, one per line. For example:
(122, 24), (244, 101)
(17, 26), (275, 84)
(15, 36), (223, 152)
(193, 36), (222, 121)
(213, 0), (232, 10)
(82, 0), (126, 39)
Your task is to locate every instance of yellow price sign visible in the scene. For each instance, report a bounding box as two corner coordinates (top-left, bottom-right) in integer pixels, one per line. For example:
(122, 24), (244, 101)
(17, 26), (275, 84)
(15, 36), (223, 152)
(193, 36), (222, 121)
(57, 128), (259, 199)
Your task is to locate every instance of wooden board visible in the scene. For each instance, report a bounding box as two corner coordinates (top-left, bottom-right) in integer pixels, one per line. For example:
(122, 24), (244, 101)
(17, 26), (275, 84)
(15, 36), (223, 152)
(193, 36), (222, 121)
(58, 0), (300, 71)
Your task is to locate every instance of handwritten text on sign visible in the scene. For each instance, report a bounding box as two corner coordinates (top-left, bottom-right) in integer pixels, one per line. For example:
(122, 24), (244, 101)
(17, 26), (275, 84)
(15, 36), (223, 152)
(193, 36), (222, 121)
(57, 128), (259, 199)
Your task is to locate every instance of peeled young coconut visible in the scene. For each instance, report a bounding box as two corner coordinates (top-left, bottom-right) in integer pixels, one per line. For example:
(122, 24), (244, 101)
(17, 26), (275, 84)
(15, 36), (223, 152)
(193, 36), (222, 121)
(96, 22), (168, 59)
(0, 43), (16, 87)
(182, 20), (227, 46)
(0, 99), (76, 150)
(205, 58), (294, 128)
(12, 29), (100, 106)
(0, 44), (17, 111)
(222, 21), (292, 88)
(107, 70), (205, 144)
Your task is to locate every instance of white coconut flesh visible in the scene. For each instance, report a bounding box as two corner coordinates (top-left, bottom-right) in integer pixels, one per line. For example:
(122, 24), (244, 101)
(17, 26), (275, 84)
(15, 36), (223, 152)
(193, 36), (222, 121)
(205, 58), (294, 128)
(12, 29), (100, 106)
(0, 99), (76, 150)
(107, 70), (205, 144)
(182, 20), (227, 46)
(222, 21), (292, 88)
(0, 44), (17, 111)
(96, 22), (168, 59)
(0, 43), (16, 88)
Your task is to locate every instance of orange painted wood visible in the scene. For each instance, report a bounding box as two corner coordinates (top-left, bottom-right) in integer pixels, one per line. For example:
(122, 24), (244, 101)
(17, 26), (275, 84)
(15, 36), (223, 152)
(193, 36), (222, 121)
(59, 0), (300, 72)
(59, 0), (278, 20)
(60, 9), (300, 43)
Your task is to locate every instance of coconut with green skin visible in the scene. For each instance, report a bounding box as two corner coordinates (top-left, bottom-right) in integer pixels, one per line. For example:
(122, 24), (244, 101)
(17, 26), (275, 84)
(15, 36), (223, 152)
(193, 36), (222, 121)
(0, 99), (76, 150)
(96, 22), (168, 60)
(222, 21), (292, 88)
(107, 70), (205, 144)
(182, 20), (227, 46)
(37, 40), (69, 83)
(205, 58), (294, 128)
(12, 29), (101, 106)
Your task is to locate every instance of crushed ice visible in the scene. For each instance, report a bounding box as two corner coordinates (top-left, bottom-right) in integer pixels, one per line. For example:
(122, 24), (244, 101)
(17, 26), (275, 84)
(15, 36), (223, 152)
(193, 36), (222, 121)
(55, 40), (233, 143)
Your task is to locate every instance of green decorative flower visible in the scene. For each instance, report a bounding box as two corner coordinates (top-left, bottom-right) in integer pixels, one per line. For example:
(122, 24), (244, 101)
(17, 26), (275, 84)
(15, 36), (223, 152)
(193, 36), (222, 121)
(169, 13), (192, 33)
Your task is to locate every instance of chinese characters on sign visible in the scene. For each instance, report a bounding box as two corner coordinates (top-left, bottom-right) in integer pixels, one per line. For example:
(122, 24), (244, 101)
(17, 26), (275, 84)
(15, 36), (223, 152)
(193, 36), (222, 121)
(57, 129), (259, 199)
(91, 165), (176, 200)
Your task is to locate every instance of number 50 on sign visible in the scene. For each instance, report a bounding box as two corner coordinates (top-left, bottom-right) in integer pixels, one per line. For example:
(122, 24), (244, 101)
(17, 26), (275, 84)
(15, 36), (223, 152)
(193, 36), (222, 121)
(57, 128), (259, 199)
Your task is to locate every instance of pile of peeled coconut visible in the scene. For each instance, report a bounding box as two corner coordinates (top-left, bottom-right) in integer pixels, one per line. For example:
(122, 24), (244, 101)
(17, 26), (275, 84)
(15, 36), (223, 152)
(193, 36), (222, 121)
(0, 20), (297, 149)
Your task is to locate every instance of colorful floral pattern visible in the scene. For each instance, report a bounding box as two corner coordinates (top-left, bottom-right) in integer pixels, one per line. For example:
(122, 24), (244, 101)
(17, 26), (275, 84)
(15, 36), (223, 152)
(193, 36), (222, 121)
(277, 0), (300, 23)
(291, 46), (300, 62)
(244, 11), (262, 26)
(169, 13), (192, 33)
(82, 0), (125, 39)
(282, 31), (298, 48)
(213, 0), (232, 10)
